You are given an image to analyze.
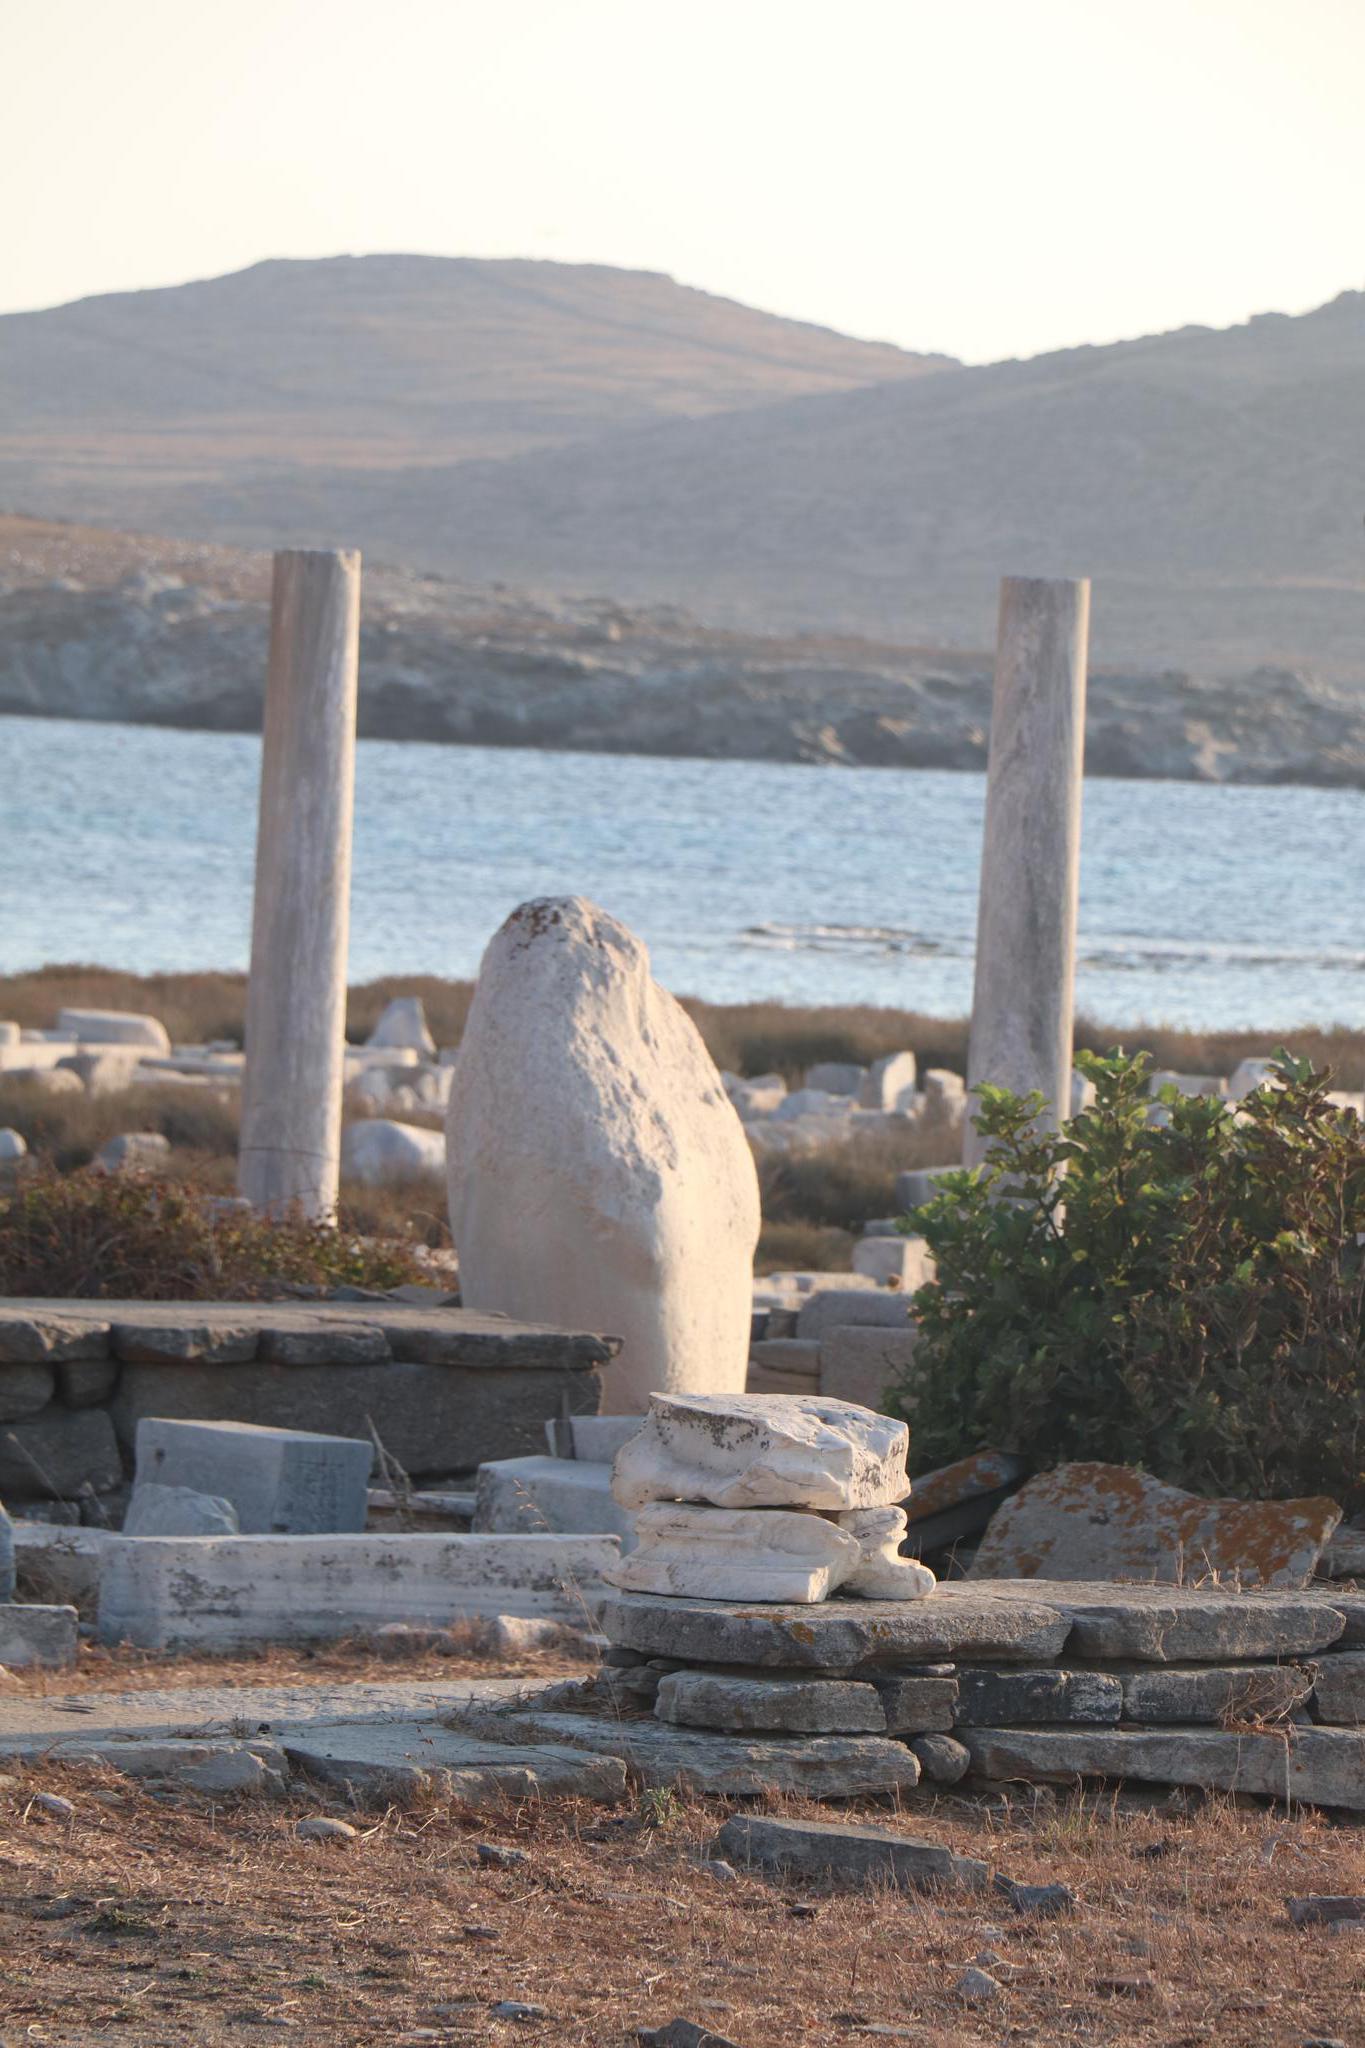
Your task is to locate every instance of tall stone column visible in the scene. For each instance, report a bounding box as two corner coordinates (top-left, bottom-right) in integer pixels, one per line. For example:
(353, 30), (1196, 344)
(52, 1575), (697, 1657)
(238, 549), (361, 1218)
(964, 575), (1090, 1171)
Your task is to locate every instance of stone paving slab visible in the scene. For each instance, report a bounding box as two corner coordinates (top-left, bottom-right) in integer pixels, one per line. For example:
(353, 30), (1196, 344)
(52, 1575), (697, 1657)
(282, 1721), (628, 1803)
(0, 1679), (526, 1754)
(453, 1703), (922, 1797)
(714, 1813), (987, 1891)
(966, 1580), (1348, 1661)
(596, 1588), (1071, 1670)
(961, 1725), (1365, 1811)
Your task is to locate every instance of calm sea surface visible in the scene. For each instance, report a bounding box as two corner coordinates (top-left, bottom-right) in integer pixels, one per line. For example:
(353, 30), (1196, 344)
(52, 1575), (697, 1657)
(3, 714), (1363, 1030)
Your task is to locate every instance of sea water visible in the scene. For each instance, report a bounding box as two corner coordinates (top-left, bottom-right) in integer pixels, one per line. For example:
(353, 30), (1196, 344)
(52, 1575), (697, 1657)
(2, 714), (1362, 1030)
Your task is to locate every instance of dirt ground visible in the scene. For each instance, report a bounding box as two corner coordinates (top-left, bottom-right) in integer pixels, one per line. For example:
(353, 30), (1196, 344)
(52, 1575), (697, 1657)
(2, 1648), (1363, 2047)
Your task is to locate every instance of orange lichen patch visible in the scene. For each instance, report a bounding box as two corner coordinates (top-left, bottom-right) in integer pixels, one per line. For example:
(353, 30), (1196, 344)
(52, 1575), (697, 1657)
(971, 1462), (1342, 1588)
(905, 1448), (1024, 1523)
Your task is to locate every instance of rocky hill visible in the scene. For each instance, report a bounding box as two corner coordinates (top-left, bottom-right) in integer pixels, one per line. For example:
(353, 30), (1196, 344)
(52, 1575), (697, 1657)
(4, 516), (1363, 788)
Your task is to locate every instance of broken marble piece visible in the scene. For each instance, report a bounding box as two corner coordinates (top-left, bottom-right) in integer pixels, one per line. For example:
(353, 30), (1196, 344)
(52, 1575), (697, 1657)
(611, 1391), (909, 1512)
(969, 1461), (1341, 1588)
(837, 1506), (936, 1600)
(604, 1502), (862, 1602)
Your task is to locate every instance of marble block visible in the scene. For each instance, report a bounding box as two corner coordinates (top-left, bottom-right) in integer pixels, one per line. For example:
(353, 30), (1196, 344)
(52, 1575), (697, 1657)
(611, 1391), (909, 1512)
(135, 1417), (373, 1534)
(604, 1502), (861, 1602)
(837, 1506), (936, 1600)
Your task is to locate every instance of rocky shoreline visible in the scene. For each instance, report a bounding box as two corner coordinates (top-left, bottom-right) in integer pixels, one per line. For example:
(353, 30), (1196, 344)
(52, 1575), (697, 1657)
(3, 515), (1364, 788)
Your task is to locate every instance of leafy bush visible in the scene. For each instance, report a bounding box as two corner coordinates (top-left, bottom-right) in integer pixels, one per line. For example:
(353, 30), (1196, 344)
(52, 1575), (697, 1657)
(892, 1051), (1365, 1512)
(0, 1167), (427, 1299)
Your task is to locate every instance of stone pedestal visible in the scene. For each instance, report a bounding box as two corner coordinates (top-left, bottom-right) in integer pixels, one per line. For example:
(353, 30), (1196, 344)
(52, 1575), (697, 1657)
(965, 575), (1089, 1169)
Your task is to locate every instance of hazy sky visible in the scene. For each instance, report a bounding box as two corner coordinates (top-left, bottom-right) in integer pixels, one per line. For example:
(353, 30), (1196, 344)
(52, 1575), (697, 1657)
(6, 0), (1363, 362)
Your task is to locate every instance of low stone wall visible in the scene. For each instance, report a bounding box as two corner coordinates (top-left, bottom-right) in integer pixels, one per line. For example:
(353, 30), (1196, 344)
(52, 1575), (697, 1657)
(0, 1299), (614, 1505)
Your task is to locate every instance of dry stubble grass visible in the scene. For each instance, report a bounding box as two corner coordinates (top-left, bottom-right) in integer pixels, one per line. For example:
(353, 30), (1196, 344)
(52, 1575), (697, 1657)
(2, 1763), (1363, 2048)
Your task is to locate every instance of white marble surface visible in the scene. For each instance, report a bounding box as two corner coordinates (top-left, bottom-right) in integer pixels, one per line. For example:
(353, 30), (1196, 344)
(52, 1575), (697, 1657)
(611, 1391), (909, 1511)
(604, 1501), (862, 1602)
(837, 1506), (937, 1600)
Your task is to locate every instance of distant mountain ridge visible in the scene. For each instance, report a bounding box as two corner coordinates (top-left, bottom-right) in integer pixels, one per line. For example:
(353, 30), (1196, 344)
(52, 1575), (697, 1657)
(1, 256), (1363, 681)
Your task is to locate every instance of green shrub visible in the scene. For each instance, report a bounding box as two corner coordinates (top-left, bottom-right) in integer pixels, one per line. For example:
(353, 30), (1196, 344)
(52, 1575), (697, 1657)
(892, 1051), (1365, 1512)
(0, 1166), (427, 1300)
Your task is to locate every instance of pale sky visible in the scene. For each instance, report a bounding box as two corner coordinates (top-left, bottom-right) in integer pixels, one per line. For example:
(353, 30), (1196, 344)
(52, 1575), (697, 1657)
(5, 0), (1364, 363)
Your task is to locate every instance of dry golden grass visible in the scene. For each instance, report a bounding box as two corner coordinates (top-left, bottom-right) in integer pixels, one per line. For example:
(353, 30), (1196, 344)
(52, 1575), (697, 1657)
(2, 1760), (1362, 2047)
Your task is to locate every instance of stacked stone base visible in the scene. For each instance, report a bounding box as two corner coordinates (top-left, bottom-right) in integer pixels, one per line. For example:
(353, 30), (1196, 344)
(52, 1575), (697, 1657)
(457, 1579), (1365, 1810)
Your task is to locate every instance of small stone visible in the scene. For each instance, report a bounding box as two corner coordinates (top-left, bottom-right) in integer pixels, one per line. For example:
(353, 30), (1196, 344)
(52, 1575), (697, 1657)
(994, 1873), (1077, 1916)
(28, 1791), (75, 1820)
(714, 1813), (986, 1891)
(477, 1841), (530, 1868)
(956, 1966), (1003, 2005)
(295, 1816), (357, 1842)
(489, 2001), (549, 2021)
(875, 1674), (959, 1734)
(637, 2024), (741, 2048)
(701, 1858), (738, 1882)
(1286, 1896), (1365, 1928)
(909, 1733), (971, 1784)
(463, 1925), (499, 1940)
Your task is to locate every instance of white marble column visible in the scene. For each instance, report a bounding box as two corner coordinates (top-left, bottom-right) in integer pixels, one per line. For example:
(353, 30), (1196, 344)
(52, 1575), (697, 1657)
(238, 549), (361, 1217)
(964, 575), (1090, 1170)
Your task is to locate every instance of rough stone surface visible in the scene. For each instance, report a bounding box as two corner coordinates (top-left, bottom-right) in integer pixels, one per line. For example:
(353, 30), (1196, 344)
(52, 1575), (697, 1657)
(713, 1813), (986, 1891)
(909, 1733), (971, 1784)
(606, 1501), (863, 1602)
(904, 1451), (1029, 1525)
(597, 1587), (1071, 1670)
(367, 996), (436, 1056)
(11, 1524), (114, 1611)
(0, 1500), (12, 1602)
(473, 1455), (635, 1544)
(816, 1325), (921, 1413)
(859, 1052), (919, 1112)
(0, 1309), (111, 1365)
(962, 1725), (1365, 1811)
(954, 1666), (1124, 1727)
(97, 1532), (621, 1649)
(850, 1236), (934, 1288)
(968, 1578), (1347, 1661)
(611, 1392), (909, 1512)
(447, 898), (761, 1414)
(746, 1339), (821, 1395)
(654, 1670), (887, 1734)
(970, 1462), (1341, 1588)
(122, 1482), (240, 1538)
(1311, 1653), (1365, 1726)
(48, 1737), (286, 1796)
(796, 1290), (913, 1343)
(0, 1366), (56, 1423)
(456, 1703), (921, 1797)
(0, 1600), (79, 1669)
(1119, 1663), (1314, 1725)
(0, 1405), (122, 1498)
(873, 1674), (960, 1733)
(283, 1721), (627, 1804)
(54, 1356), (120, 1408)
(95, 1132), (171, 1174)
(136, 1417), (373, 1534)
(1285, 1895), (1365, 1928)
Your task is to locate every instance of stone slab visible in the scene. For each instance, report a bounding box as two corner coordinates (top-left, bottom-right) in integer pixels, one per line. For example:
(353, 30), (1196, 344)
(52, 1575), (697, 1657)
(0, 1366), (56, 1423)
(1322, 1526), (1365, 1578)
(816, 1326), (921, 1414)
(611, 1392), (909, 1513)
(713, 1814), (986, 1891)
(746, 1339), (821, 1387)
(0, 1501), (11, 1602)
(136, 1417), (373, 1534)
(0, 1308), (111, 1365)
(654, 1671), (887, 1734)
(872, 1674), (959, 1733)
(606, 1501), (864, 1603)
(452, 1705), (921, 1797)
(46, 1736), (286, 1796)
(967, 1579), (1347, 1661)
(97, 1533), (621, 1649)
(970, 1462), (1341, 1588)
(910, 1733), (972, 1784)
(796, 1291), (913, 1343)
(1311, 1652), (1365, 1726)
(472, 1455), (635, 1544)
(954, 1667), (1124, 1727)
(1331, 1592), (1365, 1647)
(0, 1405), (123, 1498)
(1119, 1663), (1314, 1725)
(904, 1451), (1029, 1526)
(596, 1587), (1070, 1670)
(282, 1721), (628, 1804)
(111, 1358), (604, 1475)
(961, 1725), (1365, 1811)
(0, 1600), (79, 1669)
